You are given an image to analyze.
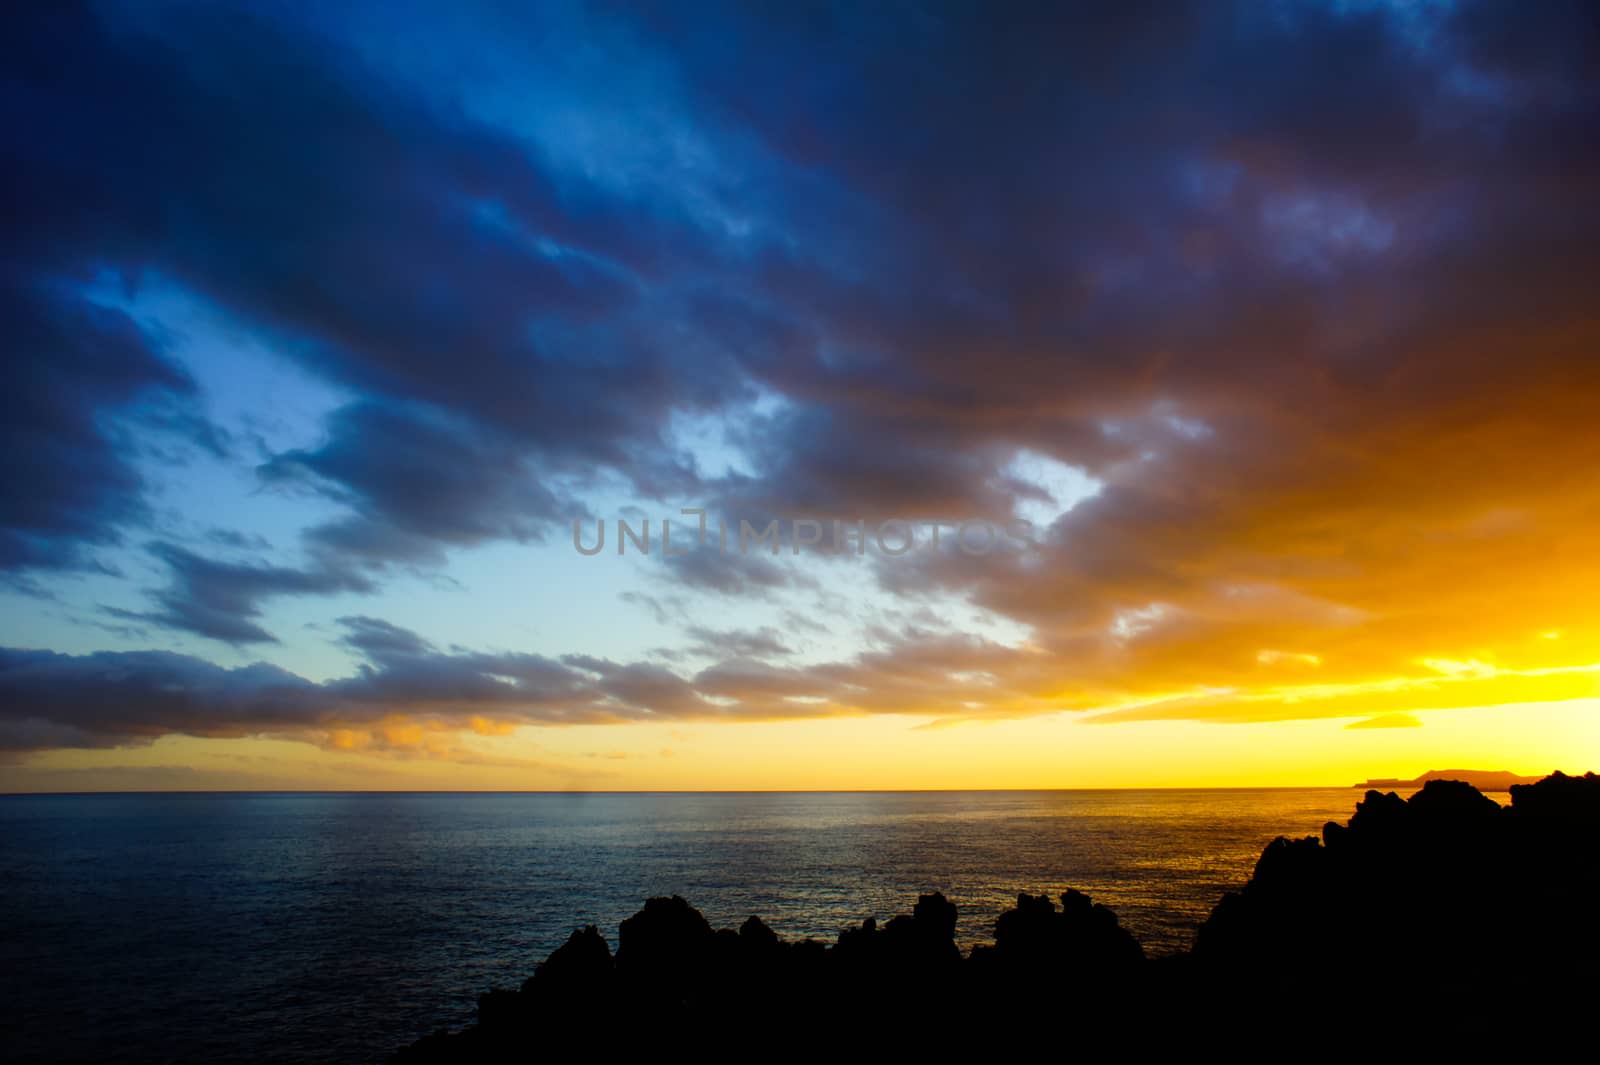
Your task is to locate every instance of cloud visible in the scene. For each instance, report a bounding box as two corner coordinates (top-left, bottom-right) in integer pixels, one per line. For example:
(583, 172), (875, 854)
(337, 615), (436, 659)
(0, 646), (324, 753)
(4, 1), (745, 575)
(655, 546), (810, 597)
(681, 626), (793, 660)
(3, 0), (1599, 746)
(131, 543), (374, 645)
(0, 620), (1047, 753)
(259, 401), (578, 566)
(0, 278), (211, 571)
(1347, 714), (1423, 730)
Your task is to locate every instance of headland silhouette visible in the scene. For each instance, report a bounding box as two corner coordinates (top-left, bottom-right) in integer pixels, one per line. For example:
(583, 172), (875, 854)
(1354, 768), (1544, 790)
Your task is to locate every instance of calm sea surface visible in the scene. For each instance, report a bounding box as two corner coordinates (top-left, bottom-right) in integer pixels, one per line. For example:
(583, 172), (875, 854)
(0, 788), (1460, 1063)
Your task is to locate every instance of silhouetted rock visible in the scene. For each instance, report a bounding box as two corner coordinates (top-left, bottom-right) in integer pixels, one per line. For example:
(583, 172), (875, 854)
(883, 891), (962, 970)
(985, 889), (1143, 979)
(616, 894), (715, 980)
(1508, 769), (1600, 822)
(522, 924), (611, 994)
(393, 771), (1598, 1059)
(737, 913), (779, 950)
(1193, 771), (1600, 1006)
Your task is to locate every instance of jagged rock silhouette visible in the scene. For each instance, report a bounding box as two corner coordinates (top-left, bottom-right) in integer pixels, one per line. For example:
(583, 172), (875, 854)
(1193, 772), (1599, 985)
(395, 772), (1598, 1058)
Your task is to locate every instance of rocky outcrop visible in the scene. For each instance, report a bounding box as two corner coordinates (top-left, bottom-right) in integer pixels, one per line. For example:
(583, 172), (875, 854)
(1193, 772), (1599, 988)
(395, 771), (1598, 1058)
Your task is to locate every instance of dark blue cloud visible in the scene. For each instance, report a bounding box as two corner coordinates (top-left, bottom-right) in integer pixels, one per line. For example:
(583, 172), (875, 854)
(131, 543), (374, 645)
(337, 614), (435, 660)
(0, 276), (206, 570)
(0, 645), (322, 752)
(0, 620), (624, 751)
(4, 0), (1597, 648)
(3, 1), (748, 576)
(259, 401), (577, 565)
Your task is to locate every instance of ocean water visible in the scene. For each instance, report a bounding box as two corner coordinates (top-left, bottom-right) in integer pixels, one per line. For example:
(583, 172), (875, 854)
(0, 788), (1451, 1063)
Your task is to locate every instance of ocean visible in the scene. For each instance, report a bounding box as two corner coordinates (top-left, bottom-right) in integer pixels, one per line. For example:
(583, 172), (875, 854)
(0, 788), (1449, 1063)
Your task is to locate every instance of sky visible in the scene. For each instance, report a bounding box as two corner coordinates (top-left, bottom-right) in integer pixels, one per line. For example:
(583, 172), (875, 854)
(3, 0), (1598, 791)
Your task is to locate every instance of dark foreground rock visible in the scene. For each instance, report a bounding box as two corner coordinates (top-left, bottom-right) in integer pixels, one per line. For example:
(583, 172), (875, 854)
(395, 772), (1598, 1058)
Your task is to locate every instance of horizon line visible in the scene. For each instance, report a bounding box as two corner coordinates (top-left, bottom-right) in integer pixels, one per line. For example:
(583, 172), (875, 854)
(0, 783), (1491, 798)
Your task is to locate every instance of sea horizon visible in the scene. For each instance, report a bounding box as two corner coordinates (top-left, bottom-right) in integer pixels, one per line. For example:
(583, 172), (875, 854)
(0, 783), (1482, 796)
(2, 786), (1420, 1062)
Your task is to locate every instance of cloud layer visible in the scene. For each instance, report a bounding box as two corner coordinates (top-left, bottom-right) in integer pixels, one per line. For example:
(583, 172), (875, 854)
(2, 1), (1598, 758)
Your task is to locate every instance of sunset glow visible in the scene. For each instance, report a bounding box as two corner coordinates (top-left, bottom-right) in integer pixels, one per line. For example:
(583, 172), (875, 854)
(4, 0), (1598, 791)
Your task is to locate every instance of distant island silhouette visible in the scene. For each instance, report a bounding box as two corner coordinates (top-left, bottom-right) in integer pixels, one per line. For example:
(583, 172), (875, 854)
(395, 771), (1596, 1056)
(1354, 768), (1544, 789)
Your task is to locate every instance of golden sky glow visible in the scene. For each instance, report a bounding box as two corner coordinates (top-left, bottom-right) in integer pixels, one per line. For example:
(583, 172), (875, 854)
(9, 698), (1597, 792)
